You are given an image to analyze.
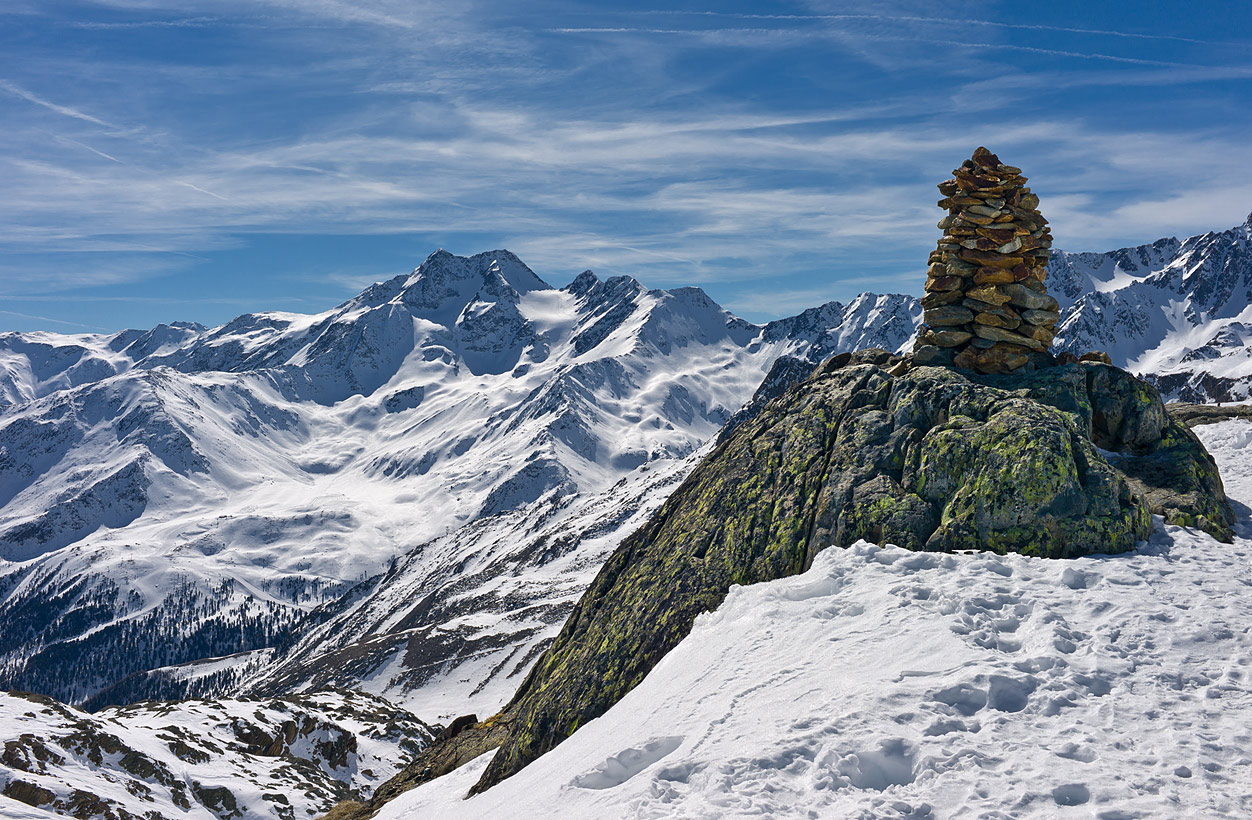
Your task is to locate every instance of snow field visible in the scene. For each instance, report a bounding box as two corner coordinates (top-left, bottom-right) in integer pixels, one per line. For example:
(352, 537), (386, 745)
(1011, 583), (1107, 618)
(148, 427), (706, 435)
(381, 420), (1252, 819)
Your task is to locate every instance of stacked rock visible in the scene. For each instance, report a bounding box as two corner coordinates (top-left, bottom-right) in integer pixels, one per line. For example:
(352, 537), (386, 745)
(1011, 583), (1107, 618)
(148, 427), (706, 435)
(914, 147), (1059, 374)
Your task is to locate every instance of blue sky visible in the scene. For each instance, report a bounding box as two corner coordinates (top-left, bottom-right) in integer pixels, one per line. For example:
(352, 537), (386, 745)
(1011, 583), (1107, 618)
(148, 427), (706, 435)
(2, 1), (1251, 333)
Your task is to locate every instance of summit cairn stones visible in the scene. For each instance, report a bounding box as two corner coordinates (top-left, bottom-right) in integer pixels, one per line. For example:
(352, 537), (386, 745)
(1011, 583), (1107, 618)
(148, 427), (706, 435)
(914, 147), (1058, 374)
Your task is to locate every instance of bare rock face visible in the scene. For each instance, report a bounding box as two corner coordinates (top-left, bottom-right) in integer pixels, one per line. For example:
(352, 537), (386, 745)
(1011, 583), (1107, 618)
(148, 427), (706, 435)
(916, 148), (1058, 374)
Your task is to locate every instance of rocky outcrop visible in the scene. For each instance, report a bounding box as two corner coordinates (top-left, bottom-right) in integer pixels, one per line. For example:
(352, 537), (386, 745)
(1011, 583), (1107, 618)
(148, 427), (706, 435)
(459, 350), (1232, 795)
(1166, 402), (1252, 427)
(915, 148), (1058, 374)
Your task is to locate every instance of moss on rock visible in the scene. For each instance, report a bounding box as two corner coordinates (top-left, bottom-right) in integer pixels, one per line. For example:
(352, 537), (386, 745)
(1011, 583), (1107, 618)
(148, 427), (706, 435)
(356, 351), (1233, 806)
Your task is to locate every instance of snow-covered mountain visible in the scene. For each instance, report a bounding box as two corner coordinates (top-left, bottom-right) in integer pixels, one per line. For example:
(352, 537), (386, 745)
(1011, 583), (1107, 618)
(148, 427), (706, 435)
(0, 249), (921, 707)
(0, 689), (434, 820)
(1051, 213), (1252, 401)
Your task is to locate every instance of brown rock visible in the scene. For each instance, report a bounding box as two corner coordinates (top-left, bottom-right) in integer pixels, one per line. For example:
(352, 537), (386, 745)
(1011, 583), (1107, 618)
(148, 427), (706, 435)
(954, 169), (1001, 190)
(1017, 323), (1056, 344)
(966, 284), (1012, 305)
(920, 328), (974, 347)
(973, 268), (1015, 286)
(963, 299), (1019, 320)
(966, 204), (1002, 218)
(958, 212), (998, 226)
(926, 262), (947, 277)
(921, 289), (965, 308)
(972, 146), (1003, 169)
(975, 227), (1017, 243)
(975, 311), (1021, 330)
(961, 237), (1001, 251)
(1079, 351), (1112, 364)
(1055, 351), (1079, 365)
(1020, 192), (1040, 209)
(1021, 308), (1060, 326)
(924, 305), (975, 326)
(938, 179), (959, 196)
(972, 324), (1046, 351)
(954, 342), (1031, 374)
(957, 248), (1024, 269)
(924, 275), (963, 292)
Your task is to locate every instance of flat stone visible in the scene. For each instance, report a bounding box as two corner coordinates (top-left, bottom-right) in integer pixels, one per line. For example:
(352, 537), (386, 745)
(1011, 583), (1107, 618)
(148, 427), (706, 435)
(921, 289), (964, 308)
(972, 324), (1046, 351)
(954, 168), (1001, 189)
(938, 216), (955, 229)
(1003, 283), (1058, 311)
(997, 164), (1022, 175)
(1020, 192), (1040, 209)
(1006, 205), (1046, 227)
(1079, 351), (1113, 364)
(924, 305), (975, 326)
(1022, 308), (1061, 326)
(1018, 323), (1056, 344)
(958, 248), (1024, 269)
(959, 212), (998, 226)
(975, 227), (1016, 243)
(975, 311), (1022, 330)
(966, 284), (1012, 305)
(960, 237), (1000, 251)
(966, 204), (1002, 217)
(924, 275), (963, 292)
(974, 268), (1015, 286)
(927, 262), (947, 277)
(997, 237), (1023, 254)
(920, 329), (973, 347)
(938, 179), (959, 196)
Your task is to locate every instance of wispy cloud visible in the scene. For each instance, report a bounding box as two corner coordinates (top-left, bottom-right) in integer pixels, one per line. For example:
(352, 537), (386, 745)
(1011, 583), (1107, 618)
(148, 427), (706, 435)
(0, 79), (115, 127)
(623, 10), (1245, 47)
(2, 0), (1250, 330)
(0, 309), (108, 331)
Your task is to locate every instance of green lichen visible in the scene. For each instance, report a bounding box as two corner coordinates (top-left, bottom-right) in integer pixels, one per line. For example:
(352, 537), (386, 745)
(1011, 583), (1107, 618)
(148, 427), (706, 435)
(446, 352), (1234, 798)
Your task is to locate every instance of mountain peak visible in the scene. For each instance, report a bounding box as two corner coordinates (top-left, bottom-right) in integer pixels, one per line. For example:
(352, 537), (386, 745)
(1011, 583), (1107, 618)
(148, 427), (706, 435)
(564, 270), (599, 297)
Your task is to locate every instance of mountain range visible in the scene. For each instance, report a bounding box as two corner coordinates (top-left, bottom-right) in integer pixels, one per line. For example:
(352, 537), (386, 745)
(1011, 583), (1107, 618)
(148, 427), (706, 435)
(2, 214), (1251, 819)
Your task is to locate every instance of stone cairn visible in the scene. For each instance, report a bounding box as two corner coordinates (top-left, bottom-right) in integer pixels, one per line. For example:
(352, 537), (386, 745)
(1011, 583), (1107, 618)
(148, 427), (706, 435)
(914, 147), (1059, 374)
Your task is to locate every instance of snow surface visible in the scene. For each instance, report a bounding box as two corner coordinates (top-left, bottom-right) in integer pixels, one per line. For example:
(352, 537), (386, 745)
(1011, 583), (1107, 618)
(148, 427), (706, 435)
(379, 420), (1252, 820)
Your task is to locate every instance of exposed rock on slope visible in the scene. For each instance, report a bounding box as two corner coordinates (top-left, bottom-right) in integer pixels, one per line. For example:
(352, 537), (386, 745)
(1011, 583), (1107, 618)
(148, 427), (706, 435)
(1050, 213), (1252, 402)
(0, 689), (433, 820)
(459, 351), (1231, 794)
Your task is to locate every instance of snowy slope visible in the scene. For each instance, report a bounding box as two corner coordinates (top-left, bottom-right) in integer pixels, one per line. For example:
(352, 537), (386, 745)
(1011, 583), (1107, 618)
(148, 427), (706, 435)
(378, 419), (1252, 820)
(1051, 213), (1252, 401)
(0, 689), (434, 820)
(0, 250), (921, 706)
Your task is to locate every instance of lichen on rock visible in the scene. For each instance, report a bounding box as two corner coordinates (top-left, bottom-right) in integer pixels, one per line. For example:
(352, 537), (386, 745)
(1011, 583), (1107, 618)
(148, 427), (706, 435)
(460, 349), (1233, 796)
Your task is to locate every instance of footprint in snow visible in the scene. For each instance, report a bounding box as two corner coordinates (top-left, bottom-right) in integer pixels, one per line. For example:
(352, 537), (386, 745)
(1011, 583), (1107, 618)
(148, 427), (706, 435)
(571, 735), (684, 790)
